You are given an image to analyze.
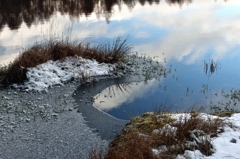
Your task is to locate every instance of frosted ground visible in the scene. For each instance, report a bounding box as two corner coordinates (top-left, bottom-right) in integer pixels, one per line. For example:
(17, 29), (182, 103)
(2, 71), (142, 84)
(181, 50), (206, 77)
(0, 56), (240, 159)
(0, 55), (151, 158)
(0, 57), (122, 158)
(0, 81), (109, 158)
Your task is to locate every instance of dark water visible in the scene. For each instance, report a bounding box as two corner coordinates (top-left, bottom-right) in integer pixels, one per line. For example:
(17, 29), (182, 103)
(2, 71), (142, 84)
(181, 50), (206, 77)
(1, 0), (240, 120)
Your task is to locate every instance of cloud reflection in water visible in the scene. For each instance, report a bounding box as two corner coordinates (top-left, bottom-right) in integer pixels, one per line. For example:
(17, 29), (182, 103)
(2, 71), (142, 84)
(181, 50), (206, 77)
(93, 79), (158, 111)
(1, 1), (240, 65)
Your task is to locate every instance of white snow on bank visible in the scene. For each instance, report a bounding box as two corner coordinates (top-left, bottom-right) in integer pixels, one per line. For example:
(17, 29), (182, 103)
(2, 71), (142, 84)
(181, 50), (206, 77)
(16, 56), (117, 91)
(170, 113), (240, 159)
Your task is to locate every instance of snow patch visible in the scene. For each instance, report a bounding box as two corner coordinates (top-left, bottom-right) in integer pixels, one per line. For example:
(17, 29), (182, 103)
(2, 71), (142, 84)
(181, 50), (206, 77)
(176, 113), (240, 159)
(14, 56), (118, 91)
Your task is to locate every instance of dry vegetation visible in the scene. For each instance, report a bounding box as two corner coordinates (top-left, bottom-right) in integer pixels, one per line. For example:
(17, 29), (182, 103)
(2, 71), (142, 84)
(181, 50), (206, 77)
(89, 112), (227, 159)
(0, 37), (131, 85)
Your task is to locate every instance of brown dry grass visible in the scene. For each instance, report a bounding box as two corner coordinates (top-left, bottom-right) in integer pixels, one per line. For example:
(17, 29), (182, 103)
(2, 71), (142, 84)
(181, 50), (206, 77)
(99, 129), (157, 159)
(89, 113), (226, 159)
(87, 149), (105, 159)
(0, 37), (131, 85)
(89, 131), (156, 159)
(151, 113), (223, 157)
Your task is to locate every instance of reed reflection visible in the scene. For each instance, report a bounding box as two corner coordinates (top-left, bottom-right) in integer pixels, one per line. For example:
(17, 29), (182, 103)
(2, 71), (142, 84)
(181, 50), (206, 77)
(204, 59), (221, 77)
(0, 0), (191, 32)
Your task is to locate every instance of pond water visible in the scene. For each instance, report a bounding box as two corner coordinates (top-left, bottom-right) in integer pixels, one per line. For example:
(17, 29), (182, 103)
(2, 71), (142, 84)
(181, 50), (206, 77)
(1, 0), (240, 120)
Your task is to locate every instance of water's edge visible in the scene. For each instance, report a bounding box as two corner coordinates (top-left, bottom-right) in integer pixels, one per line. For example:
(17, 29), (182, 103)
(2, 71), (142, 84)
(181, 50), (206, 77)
(74, 74), (147, 140)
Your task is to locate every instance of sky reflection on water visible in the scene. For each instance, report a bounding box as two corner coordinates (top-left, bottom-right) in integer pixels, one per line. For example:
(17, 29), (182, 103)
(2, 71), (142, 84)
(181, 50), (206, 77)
(1, 0), (240, 119)
(1, 1), (240, 64)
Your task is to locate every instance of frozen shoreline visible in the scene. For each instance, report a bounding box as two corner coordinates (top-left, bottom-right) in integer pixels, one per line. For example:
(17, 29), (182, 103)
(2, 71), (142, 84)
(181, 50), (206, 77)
(0, 55), (240, 158)
(0, 55), (164, 158)
(0, 82), (109, 159)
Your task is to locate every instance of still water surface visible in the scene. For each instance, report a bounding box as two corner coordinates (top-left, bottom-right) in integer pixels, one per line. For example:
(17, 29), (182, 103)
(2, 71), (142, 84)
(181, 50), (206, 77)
(1, 0), (240, 120)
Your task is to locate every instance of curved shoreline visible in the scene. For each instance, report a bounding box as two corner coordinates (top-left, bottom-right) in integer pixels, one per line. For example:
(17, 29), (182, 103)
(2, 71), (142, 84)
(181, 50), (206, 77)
(74, 74), (147, 140)
(73, 56), (166, 140)
(0, 56), (165, 158)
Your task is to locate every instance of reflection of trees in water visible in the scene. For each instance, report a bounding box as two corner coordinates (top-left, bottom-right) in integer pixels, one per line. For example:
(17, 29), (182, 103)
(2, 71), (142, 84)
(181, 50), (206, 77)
(0, 0), (191, 32)
(166, 0), (192, 5)
(139, 0), (160, 5)
(0, 0), (55, 30)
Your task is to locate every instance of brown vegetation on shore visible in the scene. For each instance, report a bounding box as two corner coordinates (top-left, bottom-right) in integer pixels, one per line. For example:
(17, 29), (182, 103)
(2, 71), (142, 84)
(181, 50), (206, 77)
(0, 37), (131, 85)
(88, 112), (227, 159)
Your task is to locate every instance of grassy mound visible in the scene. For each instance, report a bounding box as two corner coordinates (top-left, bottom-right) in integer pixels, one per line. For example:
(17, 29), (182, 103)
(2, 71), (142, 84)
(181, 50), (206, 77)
(0, 37), (131, 85)
(88, 112), (228, 159)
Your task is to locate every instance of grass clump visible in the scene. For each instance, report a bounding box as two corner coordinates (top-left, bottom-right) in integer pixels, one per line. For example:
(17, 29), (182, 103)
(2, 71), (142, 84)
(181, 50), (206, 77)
(90, 112), (228, 159)
(127, 113), (176, 134)
(211, 111), (235, 117)
(91, 128), (157, 159)
(0, 37), (131, 85)
(153, 114), (222, 157)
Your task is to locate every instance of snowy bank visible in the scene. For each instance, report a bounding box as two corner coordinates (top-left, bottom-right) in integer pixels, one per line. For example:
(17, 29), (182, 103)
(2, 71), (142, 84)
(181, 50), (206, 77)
(107, 112), (240, 159)
(13, 56), (122, 91)
(176, 113), (240, 159)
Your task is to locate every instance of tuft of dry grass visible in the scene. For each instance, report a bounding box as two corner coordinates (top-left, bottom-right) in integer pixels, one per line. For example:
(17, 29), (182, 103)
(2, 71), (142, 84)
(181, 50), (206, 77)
(105, 129), (157, 159)
(89, 112), (227, 159)
(211, 111), (235, 117)
(151, 113), (223, 157)
(0, 37), (131, 85)
(87, 149), (105, 159)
